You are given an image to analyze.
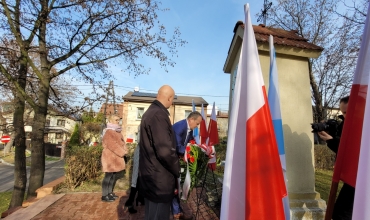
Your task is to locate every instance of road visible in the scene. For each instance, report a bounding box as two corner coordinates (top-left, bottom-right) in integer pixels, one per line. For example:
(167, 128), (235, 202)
(0, 159), (65, 192)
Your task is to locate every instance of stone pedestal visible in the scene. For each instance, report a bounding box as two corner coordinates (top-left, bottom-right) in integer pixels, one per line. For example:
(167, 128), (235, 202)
(289, 192), (326, 220)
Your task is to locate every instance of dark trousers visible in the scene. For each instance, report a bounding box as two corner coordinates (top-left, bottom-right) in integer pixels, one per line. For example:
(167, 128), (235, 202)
(144, 198), (171, 220)
(332, 183), (355, 220)
(102, 172), (116, 196)
(171, 194), (182, 215)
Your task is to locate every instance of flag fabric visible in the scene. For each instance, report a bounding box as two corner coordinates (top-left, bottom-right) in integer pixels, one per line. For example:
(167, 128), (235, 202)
(351, 4), (370, 219)
(332, 3), (370, 188)
(207, 102), (219, 146)
(268, 35), (290, 220)
(192, 99), (200, 145)
(181, 143), (192, 200)
(200, 104), (208, 145)
(220, 4), (286, 220)
(207, 102), (218, 170)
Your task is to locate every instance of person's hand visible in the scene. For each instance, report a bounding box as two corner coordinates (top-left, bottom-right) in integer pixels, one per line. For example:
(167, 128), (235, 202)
(317, 131), (333, 141)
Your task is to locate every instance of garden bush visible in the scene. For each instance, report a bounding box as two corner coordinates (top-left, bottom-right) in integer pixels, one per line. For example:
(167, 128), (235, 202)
(314, 144), (336, 170)
(64, 145), (103, 189)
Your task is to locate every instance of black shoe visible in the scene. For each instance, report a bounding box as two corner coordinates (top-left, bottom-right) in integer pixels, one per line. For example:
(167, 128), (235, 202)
(109, 192), (119, 199)
(101, 195), (115, 202)
(128, 206), (137, 214)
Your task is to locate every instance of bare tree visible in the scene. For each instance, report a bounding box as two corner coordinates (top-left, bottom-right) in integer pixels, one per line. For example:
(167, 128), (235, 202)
(269, 0), (366, 122)
(0, 0), (186, 206)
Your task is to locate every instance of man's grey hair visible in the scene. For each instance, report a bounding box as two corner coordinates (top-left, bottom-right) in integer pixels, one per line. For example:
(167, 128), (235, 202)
(187, 111), (202, 120)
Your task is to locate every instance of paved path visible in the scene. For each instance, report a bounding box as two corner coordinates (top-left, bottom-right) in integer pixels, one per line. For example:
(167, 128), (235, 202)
(10, 192), (194, 220)
(0, 159), (65, 192)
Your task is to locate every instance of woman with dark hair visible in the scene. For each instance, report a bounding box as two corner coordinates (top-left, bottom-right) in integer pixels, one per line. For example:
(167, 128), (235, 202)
(101, 115), (128, 202)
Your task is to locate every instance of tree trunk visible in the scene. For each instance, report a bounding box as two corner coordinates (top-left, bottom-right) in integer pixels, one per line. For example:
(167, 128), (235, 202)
(9, 60), (28, 208)
(27, 108), (46, 198)
(27, 2), (50, 197)
(308, 59), (324, 122)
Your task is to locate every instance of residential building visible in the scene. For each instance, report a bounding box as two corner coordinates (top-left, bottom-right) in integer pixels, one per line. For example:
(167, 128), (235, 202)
(44, 108), (77, 144)
(0, 102), (77, 145)
(99, 103), (124, 119)
(122, 90), (208, 143)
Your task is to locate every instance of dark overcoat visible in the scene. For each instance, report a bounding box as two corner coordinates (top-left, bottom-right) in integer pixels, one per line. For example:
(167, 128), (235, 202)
(138, 100), (180, 203)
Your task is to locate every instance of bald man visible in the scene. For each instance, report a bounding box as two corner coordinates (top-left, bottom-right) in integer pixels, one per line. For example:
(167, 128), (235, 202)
(138, 85), (180, 220)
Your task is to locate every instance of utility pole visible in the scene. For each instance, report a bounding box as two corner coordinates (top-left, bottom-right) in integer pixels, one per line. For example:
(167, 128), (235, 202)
(257, 0), (272, 25)
(101, 80), (117, 141)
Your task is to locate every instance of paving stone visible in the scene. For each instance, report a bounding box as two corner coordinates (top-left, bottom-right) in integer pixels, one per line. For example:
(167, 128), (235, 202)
(13, 190), (220, 220)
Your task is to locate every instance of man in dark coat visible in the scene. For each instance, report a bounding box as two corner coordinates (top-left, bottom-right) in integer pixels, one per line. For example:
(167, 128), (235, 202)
(139, 85), (180, 220)
(318, 96), (354, 220)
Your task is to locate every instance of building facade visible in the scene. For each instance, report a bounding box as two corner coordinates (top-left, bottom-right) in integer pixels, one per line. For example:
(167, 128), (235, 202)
(0, 103), (76, 145)
(122, 90), (209, 143)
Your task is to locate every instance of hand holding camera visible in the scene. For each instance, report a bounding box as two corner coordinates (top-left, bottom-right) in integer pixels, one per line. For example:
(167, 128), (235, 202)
(317, 131), (333, 141)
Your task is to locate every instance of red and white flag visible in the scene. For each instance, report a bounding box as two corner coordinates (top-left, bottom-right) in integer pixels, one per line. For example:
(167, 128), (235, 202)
(207, 102), (219, 146)
(220, 4), (286, 220)
(207, 102), (218, 170)
(332, 4), (369, 189)
(200, 104), (208, 145)
(350, 3), (370, 219)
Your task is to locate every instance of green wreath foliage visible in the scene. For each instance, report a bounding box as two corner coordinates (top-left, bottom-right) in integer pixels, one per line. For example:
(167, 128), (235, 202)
(180, 145), (209, 199)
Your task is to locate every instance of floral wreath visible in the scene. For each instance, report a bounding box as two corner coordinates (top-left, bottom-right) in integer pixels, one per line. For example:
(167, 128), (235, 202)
(179, 140), (215, 200)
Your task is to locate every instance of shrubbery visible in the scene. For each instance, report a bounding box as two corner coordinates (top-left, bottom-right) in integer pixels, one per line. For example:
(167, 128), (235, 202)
(64, 145), (103, 189)
(213, 137), (336, 171)
(214, 136), (227, 175)
(314, 144), (336, 170)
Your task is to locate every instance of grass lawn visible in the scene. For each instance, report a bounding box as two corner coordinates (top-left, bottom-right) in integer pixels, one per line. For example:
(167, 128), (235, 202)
(315, 169), (343, 202)
(0, 192), (12, 214)
(54, 171), (130, 194)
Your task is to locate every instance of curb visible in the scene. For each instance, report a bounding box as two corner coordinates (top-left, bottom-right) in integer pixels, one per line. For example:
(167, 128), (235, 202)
(1, 176), (65, 219)
(0, 159), (14, 166)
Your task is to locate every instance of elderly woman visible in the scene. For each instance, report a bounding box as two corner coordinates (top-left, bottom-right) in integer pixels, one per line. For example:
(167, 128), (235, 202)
(101, 115), (128, 202)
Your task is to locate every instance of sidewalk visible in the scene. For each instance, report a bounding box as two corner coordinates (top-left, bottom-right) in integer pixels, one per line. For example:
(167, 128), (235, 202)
(2, 169), (220, 220)
(4, 192), (195, 220)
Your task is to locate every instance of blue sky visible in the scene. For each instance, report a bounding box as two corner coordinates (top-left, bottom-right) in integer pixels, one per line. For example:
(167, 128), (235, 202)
(79, 1), (264, 112)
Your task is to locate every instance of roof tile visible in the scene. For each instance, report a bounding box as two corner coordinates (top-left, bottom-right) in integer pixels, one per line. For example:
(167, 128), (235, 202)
(238, 22), (323, 51)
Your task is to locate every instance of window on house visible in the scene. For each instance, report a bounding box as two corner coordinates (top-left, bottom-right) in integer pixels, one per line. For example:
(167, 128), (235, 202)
(56, 133), (63, 139)
(185, 110), (192, 118)
(45, 119), (50, 126)
(57, 120), (65, 126)
(137, 108), (145, 119)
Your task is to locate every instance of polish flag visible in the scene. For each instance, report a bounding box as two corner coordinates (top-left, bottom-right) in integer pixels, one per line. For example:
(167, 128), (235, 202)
(207, 102), (219, 146)
(220, 4), (286, 220)
(346, 4), (370, 219)
(200, 104), (208, 145)
(332, 3), (369, 188)
(207, 102), (218, 171)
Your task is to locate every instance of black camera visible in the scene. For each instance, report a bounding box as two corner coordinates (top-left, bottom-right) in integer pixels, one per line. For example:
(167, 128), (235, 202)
(311, 119), (339, 134)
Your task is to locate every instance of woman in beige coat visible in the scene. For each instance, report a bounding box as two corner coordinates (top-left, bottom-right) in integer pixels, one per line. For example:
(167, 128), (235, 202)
(101, 115), (128, 202)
